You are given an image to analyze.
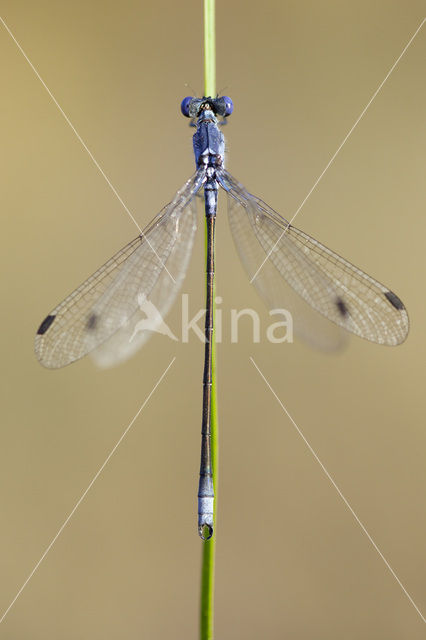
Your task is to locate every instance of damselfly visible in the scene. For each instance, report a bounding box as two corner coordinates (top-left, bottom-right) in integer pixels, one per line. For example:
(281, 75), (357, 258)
(35, 96), (409, 539)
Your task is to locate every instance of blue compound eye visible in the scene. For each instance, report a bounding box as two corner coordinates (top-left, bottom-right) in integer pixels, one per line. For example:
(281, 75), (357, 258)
(181, 96), (193, 117)
(222, 96), (233, 116)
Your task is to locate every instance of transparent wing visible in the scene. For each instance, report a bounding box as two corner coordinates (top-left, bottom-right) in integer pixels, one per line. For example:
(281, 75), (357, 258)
(218, 170), (409, 346)
(226, 191), (348, 350)
(35, 171), (205, 368)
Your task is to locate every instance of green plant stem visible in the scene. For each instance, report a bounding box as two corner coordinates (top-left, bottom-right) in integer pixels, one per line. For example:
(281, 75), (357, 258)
(204, 0), (216, 98)
(200, 227), (218, 640)
(200, 2), (217, 640)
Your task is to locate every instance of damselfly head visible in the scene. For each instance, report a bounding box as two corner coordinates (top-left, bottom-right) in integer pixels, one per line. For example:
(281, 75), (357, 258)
(180, 96), (233, 118)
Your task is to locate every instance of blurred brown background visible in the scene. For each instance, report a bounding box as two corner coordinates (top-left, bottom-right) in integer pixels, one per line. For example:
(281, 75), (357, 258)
(0, 1), (425, 638)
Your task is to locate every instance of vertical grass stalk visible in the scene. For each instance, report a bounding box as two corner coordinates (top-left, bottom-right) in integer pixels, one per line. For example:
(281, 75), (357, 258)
(203, 0), (216, 98)
(200, 1), (217, 639)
